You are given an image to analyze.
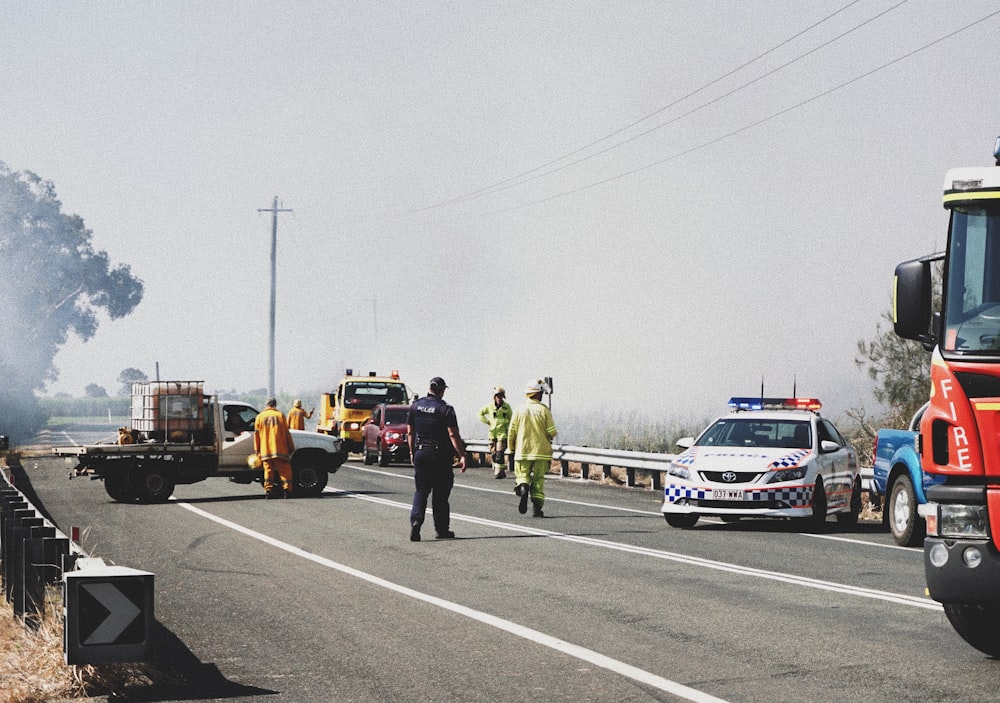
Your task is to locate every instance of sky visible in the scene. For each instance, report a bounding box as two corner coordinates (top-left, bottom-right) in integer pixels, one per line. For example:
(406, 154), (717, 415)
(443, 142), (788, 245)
(2, 1), (999, 431)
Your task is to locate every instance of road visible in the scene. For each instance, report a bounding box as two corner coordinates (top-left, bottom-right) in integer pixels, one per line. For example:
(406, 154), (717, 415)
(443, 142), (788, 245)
(14, 434), (1000, 703)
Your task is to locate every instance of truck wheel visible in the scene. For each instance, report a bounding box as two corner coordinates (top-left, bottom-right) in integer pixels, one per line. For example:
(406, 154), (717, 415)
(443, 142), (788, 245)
(888, 475), (924, 547)
(943, 603), (1000, 657)
(806, 478), (828, 532)
(133, 463), (175, 503)
(292, 453), (329, 497)
(836, 477), (862, 527)
(378, 443), (391, 467)
(104, 472), (136, 503)
(664, 514), (698, 528)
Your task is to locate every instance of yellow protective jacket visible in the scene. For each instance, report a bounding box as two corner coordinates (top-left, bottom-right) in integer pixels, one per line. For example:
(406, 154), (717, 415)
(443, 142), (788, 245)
(254, 407), (295, 461)
(288, 406), (312, 431)
(508, 398), (557, 461)
(479, 401), (512, 440)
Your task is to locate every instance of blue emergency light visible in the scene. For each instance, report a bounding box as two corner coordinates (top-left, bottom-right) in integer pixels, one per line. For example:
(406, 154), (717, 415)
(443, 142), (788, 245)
(728, 397), (821, 412)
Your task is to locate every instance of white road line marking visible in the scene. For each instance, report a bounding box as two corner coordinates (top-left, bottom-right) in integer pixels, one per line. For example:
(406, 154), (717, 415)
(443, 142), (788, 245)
(332, 487), (940, 611)
(173, 499), (731, 703)
(346, 463), (929, 552)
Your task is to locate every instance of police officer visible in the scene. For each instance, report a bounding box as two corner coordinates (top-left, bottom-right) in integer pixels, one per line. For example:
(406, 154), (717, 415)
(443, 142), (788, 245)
(407, 376), (467, 541)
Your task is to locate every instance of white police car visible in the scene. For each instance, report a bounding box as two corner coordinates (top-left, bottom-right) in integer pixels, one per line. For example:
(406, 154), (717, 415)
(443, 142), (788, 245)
(662, 397), (860, 529)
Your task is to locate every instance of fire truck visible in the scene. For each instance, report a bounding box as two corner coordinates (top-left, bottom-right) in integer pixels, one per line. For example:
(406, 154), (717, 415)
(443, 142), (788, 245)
(316, 370), (410, 452)
(893, 136), (1000, 655)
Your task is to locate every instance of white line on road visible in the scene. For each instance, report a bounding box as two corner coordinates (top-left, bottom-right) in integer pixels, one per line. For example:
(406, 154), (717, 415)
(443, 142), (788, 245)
(348, 464), (928, 553)
(173, 499), (731, 703)
(334, 485), (940, 611)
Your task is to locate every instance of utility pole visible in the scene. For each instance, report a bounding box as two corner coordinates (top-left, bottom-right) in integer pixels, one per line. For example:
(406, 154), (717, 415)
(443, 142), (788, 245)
(258, 196), (292, 399)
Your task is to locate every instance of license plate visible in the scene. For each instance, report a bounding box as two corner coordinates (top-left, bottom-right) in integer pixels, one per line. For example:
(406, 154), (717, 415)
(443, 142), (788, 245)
(712, 489), (744, 500)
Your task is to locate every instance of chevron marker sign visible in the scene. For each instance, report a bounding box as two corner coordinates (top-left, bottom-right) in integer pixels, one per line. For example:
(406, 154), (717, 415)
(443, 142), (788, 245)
(64, 566), (154, 664)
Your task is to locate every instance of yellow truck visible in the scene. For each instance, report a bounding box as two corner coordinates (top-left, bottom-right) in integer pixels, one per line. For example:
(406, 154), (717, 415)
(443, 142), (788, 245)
(317, 370), (410, 452)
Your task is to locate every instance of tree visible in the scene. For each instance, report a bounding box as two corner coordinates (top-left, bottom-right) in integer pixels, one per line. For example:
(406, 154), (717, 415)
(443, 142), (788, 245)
(0, 161), (143, 438)
(84, 383), (109, 398)
(117, 367), (149, 396)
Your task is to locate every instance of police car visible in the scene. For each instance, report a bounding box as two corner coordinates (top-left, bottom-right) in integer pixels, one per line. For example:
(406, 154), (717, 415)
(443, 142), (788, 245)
(661, 397), (860, 529)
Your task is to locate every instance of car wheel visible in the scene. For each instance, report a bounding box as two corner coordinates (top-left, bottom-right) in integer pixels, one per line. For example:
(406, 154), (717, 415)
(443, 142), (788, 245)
(132, 462), (175, 504)
(943, 602), (1000, 657)
(664, 514), (698, 528)
(836, 477), (862, 527)
(888, 474), (924, 547)
(104, 471), (136, 503)
(378, 443), (391, 467)
(292, 452), (329, 497)
(807, 477), (827, 531)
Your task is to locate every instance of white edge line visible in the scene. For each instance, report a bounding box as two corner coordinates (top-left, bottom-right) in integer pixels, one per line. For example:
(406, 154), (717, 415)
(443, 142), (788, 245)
(173, 498), (732, 703)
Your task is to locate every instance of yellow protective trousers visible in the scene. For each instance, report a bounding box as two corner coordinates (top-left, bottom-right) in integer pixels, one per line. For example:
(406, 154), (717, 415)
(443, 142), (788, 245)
(514, 459), (549, 505)
(263, 457), (293, 494)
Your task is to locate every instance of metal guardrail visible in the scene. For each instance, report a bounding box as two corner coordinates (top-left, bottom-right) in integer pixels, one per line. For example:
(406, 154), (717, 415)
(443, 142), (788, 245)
(464, 439), (875, 492)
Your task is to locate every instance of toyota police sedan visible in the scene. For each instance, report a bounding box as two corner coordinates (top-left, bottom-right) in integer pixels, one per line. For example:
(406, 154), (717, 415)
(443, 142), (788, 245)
(661, 398), (860, 529)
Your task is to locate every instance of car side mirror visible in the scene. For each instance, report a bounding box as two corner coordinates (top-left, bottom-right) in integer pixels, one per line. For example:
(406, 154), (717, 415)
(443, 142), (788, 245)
(820, 440), (840, 453)
(675, 437), (694, 450)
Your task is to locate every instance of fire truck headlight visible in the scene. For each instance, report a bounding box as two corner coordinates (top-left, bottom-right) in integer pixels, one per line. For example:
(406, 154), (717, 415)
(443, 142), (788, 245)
(929, 542), (949, 568)
(938, 504), (989, 539)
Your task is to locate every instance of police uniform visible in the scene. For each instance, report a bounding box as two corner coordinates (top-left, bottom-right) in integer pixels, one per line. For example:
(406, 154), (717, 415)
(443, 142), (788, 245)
(407, 385), (461, 540)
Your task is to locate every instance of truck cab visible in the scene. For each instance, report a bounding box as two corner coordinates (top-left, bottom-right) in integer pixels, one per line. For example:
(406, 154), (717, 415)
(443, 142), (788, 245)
(316, 370), (410, 452)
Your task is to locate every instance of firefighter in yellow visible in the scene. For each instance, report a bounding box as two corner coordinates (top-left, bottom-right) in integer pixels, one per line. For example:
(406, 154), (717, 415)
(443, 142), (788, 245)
(254, 398), (295, 498)
(478, 386), (512, 479)
(288, 399), (314, 431)
(507, 380), (557, 517)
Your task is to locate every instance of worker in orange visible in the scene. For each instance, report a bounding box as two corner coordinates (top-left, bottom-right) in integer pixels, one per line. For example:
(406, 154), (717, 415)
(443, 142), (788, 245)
(254, 398), (295, 499)
(288, 399), (314, 430)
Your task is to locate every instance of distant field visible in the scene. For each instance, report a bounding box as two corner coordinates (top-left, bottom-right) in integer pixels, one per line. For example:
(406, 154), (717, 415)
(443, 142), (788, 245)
(45, 416), (128, 427)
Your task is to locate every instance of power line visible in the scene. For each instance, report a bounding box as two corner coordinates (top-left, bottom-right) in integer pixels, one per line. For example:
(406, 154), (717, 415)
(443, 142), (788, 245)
(447, 9), (1000, 221)
(412, 0), (872, 213)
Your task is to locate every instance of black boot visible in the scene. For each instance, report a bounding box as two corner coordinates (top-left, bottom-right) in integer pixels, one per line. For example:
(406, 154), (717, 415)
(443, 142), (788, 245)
(410, 521), (421, 542)
(532, 498), (544, 518)
(516, 484), (530, 514)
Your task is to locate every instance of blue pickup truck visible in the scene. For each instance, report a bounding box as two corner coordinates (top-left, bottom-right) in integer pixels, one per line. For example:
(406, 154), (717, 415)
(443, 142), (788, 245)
(870, 403), (944, 547)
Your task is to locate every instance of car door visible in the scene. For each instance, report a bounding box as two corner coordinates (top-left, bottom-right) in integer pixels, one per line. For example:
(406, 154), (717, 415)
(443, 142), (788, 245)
(816, 418), (853, 509)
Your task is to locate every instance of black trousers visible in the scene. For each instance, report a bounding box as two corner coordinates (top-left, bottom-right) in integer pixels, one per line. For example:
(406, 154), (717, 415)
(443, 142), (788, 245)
(409, 448), (455, 533)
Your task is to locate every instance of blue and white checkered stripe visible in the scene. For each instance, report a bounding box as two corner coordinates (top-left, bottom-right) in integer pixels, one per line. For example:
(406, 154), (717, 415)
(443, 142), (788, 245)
(664, 483), (813, 507)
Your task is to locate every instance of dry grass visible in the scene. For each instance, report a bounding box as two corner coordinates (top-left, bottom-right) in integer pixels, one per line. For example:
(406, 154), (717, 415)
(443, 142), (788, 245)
(0, 583), (150, 703)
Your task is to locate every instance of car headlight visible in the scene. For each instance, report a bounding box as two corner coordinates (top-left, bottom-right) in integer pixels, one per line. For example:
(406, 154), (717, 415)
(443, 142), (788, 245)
(668, 464), (690, 480)
(347, 422), (361, 430)
(768, 467), (807, 483)
(385, 431), (402, 440)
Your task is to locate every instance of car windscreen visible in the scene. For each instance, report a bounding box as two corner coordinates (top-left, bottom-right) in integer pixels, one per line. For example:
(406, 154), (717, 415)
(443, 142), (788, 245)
(344, 382), (407, 410)
(385, 408), (409, 424)
(696, 418), (811, 449)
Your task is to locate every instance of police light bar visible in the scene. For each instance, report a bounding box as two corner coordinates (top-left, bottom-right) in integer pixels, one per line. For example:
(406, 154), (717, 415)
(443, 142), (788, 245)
(728, 397), (821, 411)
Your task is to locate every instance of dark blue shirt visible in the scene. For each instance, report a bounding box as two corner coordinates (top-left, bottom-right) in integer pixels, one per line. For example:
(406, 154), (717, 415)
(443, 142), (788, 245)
(407, 394), (458, 448)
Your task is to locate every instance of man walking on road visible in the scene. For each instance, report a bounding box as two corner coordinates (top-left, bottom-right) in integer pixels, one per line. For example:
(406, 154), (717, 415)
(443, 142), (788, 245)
(479, 386), (512, 479)
(407, 377), (467, 541)
(508, 380), (557, 517)
(254, 398), (295, 499)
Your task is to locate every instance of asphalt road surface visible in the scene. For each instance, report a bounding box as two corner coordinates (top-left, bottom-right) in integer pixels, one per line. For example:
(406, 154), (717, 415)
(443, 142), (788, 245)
(13, 433), (1000, 703)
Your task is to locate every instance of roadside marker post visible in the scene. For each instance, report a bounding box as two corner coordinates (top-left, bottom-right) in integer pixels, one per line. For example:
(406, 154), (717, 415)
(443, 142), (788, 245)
(64, 564), (154, 664)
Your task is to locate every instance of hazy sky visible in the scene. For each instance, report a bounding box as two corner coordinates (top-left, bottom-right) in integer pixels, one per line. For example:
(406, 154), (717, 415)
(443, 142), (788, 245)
(2, 1), (999, 427)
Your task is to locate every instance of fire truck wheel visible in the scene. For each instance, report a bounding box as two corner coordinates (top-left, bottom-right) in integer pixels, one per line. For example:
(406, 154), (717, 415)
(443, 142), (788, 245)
(132, 462), (176, 503)
(943, 603), (1000, 657)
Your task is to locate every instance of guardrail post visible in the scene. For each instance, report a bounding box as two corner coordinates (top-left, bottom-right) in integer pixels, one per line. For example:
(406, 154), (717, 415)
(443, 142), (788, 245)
(11, 515), (44, 617)
(23, 526), (57, 628)
(559, 459), (570, 478)
(3, 506), (34, 603)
